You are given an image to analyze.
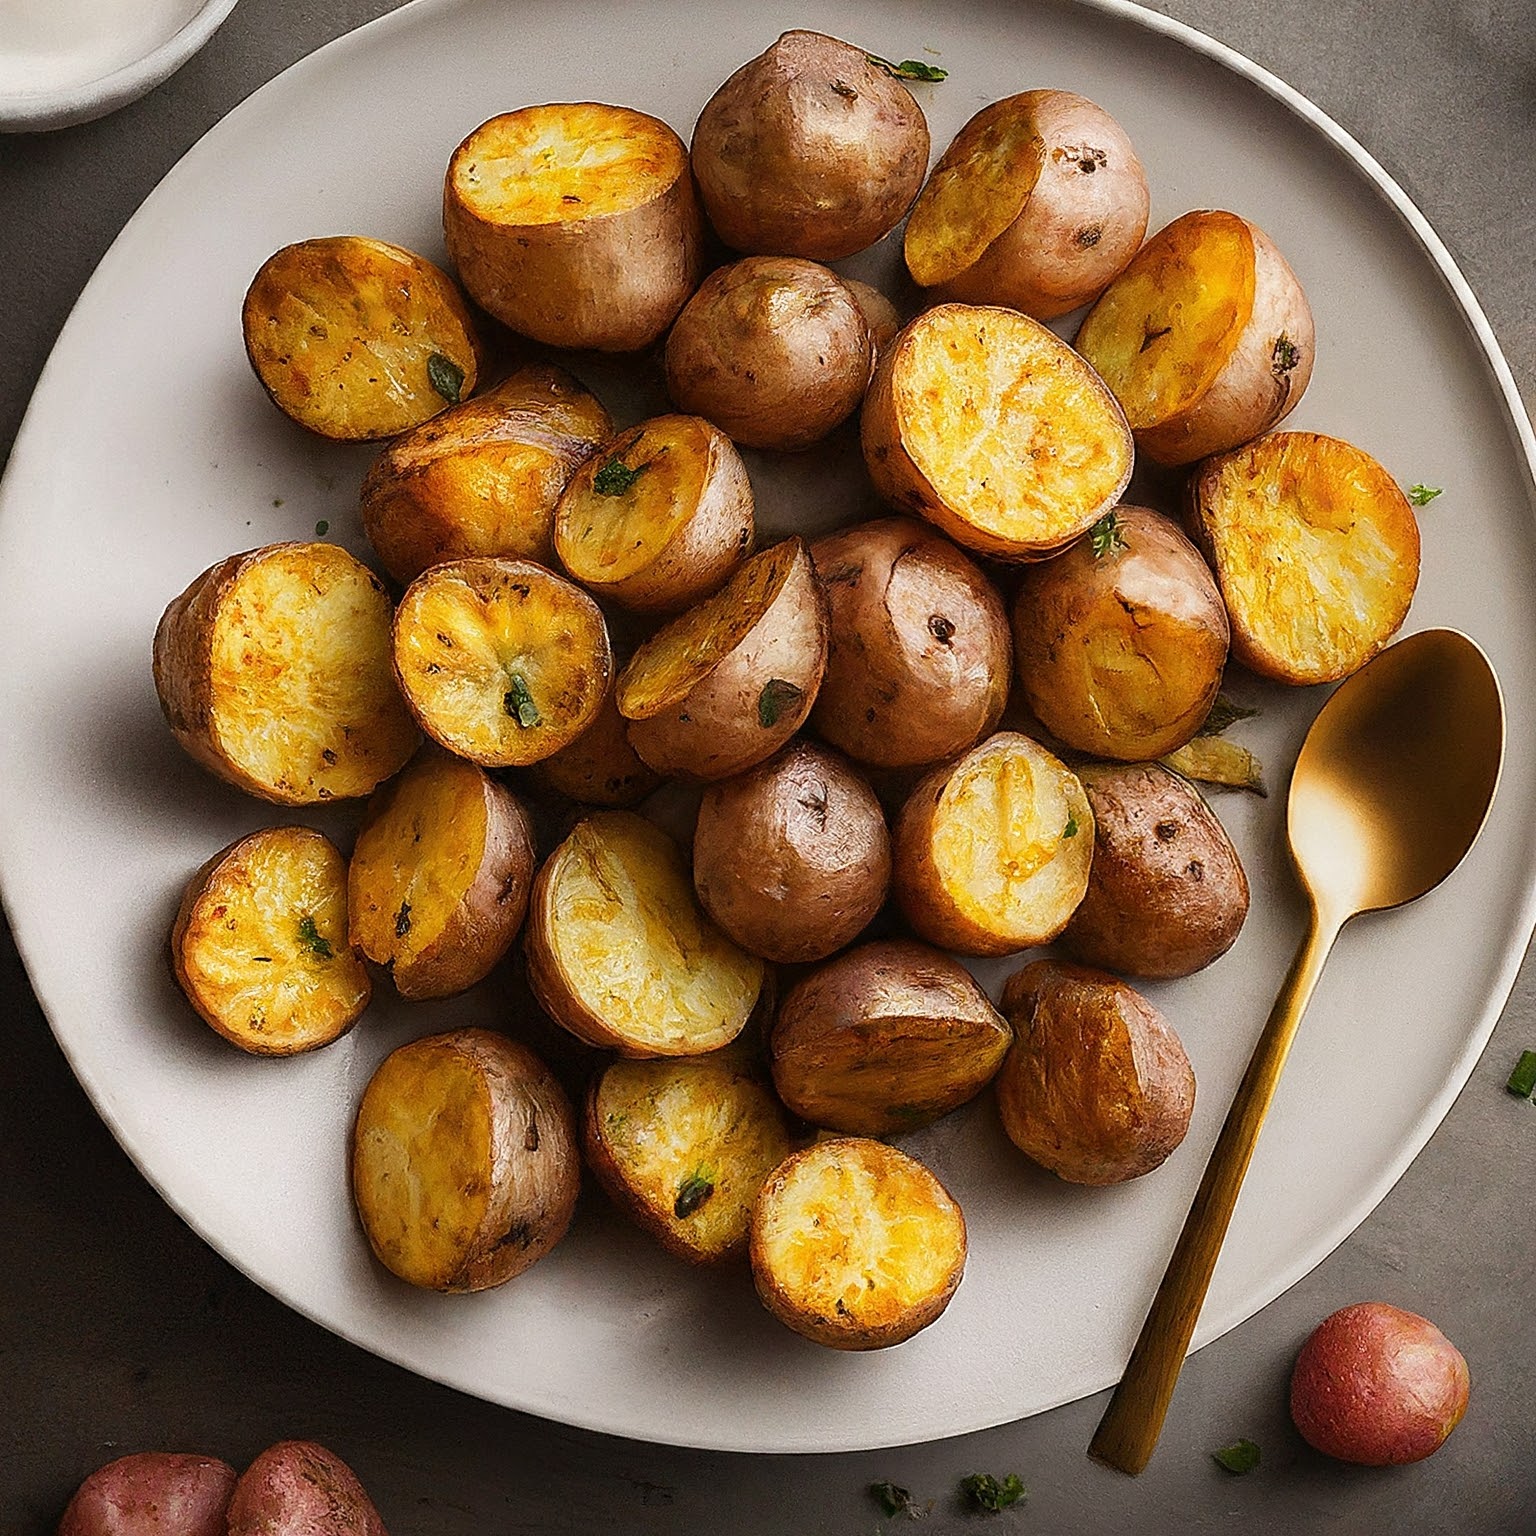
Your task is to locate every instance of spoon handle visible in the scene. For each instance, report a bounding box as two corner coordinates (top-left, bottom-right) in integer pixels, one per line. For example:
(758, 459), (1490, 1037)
(1088, 903), (1345, 1475)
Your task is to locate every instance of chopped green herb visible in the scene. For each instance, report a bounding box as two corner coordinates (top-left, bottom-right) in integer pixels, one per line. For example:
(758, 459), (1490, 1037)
(1211, 1439), (1261, 1475)
(1088, 510), (1126, 558)
(673, 1169), (715, 1219)
(758, 677), (804, 728)
(866, 54), (947, 81)
(593, 456), (649, 496)
(394, 901), (412, 938)
(272, 497), (285, 508)
(314, 519), (330, 537)
(1506, 1049), (1536, 1098)
(959, 1472), (1025, 1512)
(296, 916), (333, 960)
(1406, 483), (1443, 506)
(1198, 696), (1260, 737)
(1062, 816), (1079, 838)
(427, 352), (465, 404)
(504, 673), (541, 729)
(1271, 333), (1301, 374)
(870, 1480), (918, 1519)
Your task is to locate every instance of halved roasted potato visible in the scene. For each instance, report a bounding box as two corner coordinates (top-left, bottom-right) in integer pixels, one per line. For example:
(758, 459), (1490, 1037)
(893, 731), (1093, 955)
(1187, 431), (1421, 684)
(392, 557), (610, 766)
(443, 103), (703, 351)
(861, 303), (1134, 560)
(583, 1049), (795, 1264)
(554, 414), (753, 613)
(525, 811), (764, 1055)
(770, 939), (1011, 1136)
(171, 826), (370, 1055)
(242, 235), (482, 441)
(529, 677), (663, 807)
(348, 749), (536, 999)
(1074, 209), (1314, 466)
(153, 542), (418, 805)
(352, 1028), (580, 1291)
(616, 538), (828, 781)
(360, 363), (612, 584)
(750, 1137), (966, 1350)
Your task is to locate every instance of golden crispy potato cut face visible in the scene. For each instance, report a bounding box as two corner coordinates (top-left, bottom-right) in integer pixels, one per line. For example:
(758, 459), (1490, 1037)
(750, 1138), (966, 1350)
(584, 1052), (794, 1263)
(393, 558), (610, 766)
(172, 827), (369, 1055)
(242, 235), (480, 441)
(528, 812), (764, 1055)
(1191, 432), (1421, 684)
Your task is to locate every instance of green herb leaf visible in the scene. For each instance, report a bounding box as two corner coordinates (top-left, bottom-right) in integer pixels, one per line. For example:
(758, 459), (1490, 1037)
(1271, 333), (1301, 375)
(959, 1473), (1025, 1513)
(1406, 483), (1443, 506)
(1088, 511), (1126, 559)
(296, 915), (333, 960)
(866, 53), (947, 81)
(870, 1480), (918, 1519)
(1198, 696), (1260, 738)
(1506, 1049), (1536, 1098)
(314, 519), (330, 537)
(758, 677), (805, 728)
(1062, 816), (1079, 838)
(1212, 1439), (1261, 1475)
(674, 1169), (715, 1219)
(427, 352), (465, 404)
(593, 456), (650, 496)
(504, 673), (541, 729)
(394, 901), (412, 938)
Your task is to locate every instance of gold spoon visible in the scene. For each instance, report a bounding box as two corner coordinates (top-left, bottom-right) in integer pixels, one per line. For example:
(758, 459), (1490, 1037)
(1089, 627), (1504, 1476)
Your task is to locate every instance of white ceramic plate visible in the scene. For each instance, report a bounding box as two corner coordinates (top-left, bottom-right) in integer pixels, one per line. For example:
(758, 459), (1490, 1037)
(2, 0), (1534, 1455)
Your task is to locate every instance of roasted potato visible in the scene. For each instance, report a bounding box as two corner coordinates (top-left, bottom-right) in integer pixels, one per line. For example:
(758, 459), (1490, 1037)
(1075, 208), (1314, 466)
(692, 739), (891, 963)
(843, 277), (903, 377)
(689, 29), (930, 261)
(750, 1137), (966, 1350)
(359, 362), (612, 583)
(392, 557), (610, 767)
(904, 89), (1149, 319)
(1187, 431), (1421, 684)
(770, 939), (1011, 1135)
(996, 959), (1194, 1184)
(1060, 761), (1249, 978)
(583, 1049), (795, 1264)
(58, 1453), (236, 1536)
(810, 517), (1011, 768)
(529, 677), (663, 807)
(242, 235), (482, 441)
(893, 732), (1093, 956)
(553, 414), (754, 613)
(1011, 505), (1230, 760)
(861, 303), (1134, 560)
(153, 542), (418, 805)
(443, 103), (703, 352)
(171, 826), (370, 1056)
(616, 537), (828, 782)
(525, 811), (764, 1055)
(225, 1443), (386, 1536)
(347, 748), (535, 999)
(663, 257), (873, 452)
(352, 1028), (579, 1291)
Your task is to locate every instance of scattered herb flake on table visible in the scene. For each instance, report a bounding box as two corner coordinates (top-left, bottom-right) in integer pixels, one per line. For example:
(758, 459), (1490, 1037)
(1406, 483), (1443, 506)
(958, 1472), (1026, 1512)
(870, 1480), (919, 1519)
(1211, 1438), (1261, 1474)
(1506, 1049), (1536, 1098)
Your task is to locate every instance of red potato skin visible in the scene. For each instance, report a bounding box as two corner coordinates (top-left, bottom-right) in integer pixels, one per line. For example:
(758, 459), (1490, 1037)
(57, 1453), (236, 1536)
(225, 1442), (387, 1536)
(1290, 1303), (1471, 1465)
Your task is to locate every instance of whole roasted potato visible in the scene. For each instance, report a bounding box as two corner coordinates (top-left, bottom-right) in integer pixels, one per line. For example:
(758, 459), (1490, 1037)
(996, 959), (1195, 1184)
(1011, 505), (1229, 760)
(810, 517), (1011, 768)
(1061, 761), (1249, 978)
(58, 1452), (236, 1536)
(690, 30), (930, 261)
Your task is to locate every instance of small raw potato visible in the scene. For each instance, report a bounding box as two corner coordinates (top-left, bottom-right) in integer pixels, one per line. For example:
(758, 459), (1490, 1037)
(171, 826), (370, 1056)
(616, 538), (828, 782)
(530, 679), (663, 807)
(750, 1137), (966, 1350)
(359, 363), (612, 584)
(1075, 209), (1314, 466)
(583, 1050), (795, 1263)
(692, 739), (891, 963)
(771, 939), (1011, 1135)
(554, 413), (754, 613)
(810, 517), (1011, 769)
(58, 1452), (236, 1536)
(1061, 761), (1249, 978)
(1289, 1302), (1471, 1466)
(904, 89), (1149, 320)
(243, 235), (481, 441)
(443, 103), (703, 352)
(153, 542), (418, 805)
(689, 29), (930, 261)
(392, 557), (610, 767)
(893, 732), (1093, 956)
(225, 1442), (387, 1536)
(347, 749), (535, 999)
(525, 811), (764, 1055)
(996, 958), (1195, 1184)
(862, 303), (1134, 560)
(663, 257), (872, 452)
(1187, 431), (1421, 685)
(352, 1028), (579, 1292)
(1011, 505), (1230, 760)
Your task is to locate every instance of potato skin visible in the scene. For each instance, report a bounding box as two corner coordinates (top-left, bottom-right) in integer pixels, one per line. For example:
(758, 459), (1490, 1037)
(996, 959), (1194, 1184)
(530, 680), (663, 806)
(810, 517), (1011, 769)
(58, 1452), (236, 1536)
(690, 30), (929, 261)
(693, 739), (890, 963)
(224, 1441), (387, 1536)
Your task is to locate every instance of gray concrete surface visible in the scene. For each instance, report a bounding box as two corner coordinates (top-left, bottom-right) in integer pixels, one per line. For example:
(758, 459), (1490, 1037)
(2, 1), (1533, 1529)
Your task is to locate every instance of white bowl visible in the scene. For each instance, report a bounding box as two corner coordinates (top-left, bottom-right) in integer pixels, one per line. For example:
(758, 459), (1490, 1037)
(0, 0), (242, 133)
